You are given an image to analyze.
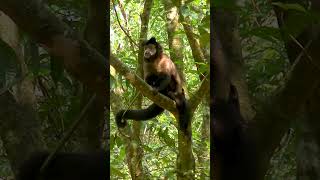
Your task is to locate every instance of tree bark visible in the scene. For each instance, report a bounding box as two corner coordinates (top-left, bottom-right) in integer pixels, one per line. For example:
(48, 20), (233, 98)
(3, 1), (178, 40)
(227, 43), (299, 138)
(79, 0), (108, 152)
(126, 0), (154, 179)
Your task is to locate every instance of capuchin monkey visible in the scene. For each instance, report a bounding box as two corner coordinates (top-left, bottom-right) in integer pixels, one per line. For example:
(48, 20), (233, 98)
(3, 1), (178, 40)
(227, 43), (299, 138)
(16, 151), (108, 180)
(116, 37), (191, 134)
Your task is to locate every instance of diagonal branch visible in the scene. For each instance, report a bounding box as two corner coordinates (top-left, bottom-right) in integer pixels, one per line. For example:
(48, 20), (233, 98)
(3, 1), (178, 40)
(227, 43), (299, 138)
(110, 54), (177, 113)
(111, 0), (138, 47)
(179, 7), (208, 79)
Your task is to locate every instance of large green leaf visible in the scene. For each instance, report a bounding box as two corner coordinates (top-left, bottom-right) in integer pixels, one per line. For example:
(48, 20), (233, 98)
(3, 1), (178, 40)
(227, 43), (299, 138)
(242, 27), (282, 43)
(272, 2), (307, 13)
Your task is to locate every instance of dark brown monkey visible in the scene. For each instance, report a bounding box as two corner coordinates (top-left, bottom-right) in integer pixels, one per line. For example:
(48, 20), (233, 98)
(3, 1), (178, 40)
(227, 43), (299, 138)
(116, 37), (190, 134)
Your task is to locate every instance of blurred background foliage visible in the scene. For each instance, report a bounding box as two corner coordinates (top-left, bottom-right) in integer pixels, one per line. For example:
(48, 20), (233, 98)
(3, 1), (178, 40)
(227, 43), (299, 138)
(238, 1), (298, 179)
(0, 0), (109, 178)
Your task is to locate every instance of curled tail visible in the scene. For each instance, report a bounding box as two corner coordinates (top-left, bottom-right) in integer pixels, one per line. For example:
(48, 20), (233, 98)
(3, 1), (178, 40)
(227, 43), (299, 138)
(116, 103), (164, 128)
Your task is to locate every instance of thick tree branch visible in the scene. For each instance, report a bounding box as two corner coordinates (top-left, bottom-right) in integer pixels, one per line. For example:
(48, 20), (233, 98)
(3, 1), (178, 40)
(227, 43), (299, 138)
(111, 52), (207, 118)
(80, 0), (108, 152)
(189, 75), (210, 112)
(179, 8), (207, 79)
(137, 0), (154, 76)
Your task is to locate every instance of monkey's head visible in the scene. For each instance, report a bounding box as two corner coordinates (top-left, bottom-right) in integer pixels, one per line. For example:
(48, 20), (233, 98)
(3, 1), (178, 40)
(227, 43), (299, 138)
(143, 37), (163, 62)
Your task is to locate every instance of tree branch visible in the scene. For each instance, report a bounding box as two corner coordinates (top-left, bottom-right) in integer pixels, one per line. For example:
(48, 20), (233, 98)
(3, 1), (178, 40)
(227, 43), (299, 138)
(189, 74), (210, 112)
(179, 7), (207, 79)
(110, 54), (177, 113)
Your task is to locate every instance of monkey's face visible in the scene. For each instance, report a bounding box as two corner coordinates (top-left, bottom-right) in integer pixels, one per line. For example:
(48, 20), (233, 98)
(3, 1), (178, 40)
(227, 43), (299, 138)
(144, 44), (157, 61)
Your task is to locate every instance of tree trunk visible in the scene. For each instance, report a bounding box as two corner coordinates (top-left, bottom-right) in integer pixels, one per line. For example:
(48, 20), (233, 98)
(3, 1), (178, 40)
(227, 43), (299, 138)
(79, 0), (107, 152)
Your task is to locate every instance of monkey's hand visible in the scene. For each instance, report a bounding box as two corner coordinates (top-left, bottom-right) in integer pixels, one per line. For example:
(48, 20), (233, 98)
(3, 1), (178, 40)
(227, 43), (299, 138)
(115, 110), (127, 128)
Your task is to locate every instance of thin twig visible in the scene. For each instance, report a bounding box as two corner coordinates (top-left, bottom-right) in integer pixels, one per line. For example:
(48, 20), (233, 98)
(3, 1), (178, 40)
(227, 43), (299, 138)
(112, 1), (138, 47)
(289, 36), (320, 71)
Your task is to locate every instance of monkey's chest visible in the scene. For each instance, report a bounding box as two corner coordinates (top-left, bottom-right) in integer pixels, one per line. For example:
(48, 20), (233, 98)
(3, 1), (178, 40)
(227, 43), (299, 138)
(143, 62), (178, 92)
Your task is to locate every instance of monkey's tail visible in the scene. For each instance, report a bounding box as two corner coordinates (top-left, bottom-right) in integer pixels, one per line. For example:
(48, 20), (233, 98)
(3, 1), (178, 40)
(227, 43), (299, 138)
(116, 103), (164, 128)
(177, 98), (191, 135)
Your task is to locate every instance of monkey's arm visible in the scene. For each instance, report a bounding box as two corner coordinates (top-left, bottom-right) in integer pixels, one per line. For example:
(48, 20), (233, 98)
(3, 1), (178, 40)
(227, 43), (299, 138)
(145, 74), (158, 86)
(154, 74), (171, 91)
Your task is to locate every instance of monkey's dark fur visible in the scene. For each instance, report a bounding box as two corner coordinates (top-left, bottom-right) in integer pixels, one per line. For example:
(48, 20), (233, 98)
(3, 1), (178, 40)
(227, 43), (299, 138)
(116, 37), (190, 134)
(16, 151), (108, 180)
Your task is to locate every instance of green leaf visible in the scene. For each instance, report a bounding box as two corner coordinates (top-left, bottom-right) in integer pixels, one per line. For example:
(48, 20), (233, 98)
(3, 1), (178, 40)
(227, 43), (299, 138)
(158, 128), (175, 148)
(272, 2), (307, 13)
(111, 166), (127, 177)
(242, 27), (282, 43)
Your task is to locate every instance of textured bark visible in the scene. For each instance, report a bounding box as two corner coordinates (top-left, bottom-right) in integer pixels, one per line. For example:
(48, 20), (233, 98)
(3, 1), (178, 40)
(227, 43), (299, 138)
(79, 0), (107, 152)
(179, 7), (206, 81)
(163, 0), (185, 78)
(212, 33), (259, 180)
(127, 0), (154, 179)
(176, 131), (195, 180)
(214, 8), (255, 121)
(162, 1), (196, 179)
(197, 103), (210, 179)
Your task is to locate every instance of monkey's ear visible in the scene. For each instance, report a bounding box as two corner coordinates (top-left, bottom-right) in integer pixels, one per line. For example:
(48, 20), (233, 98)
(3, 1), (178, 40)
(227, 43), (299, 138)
(144, 37), (157, 46)
(147, 37), (157, 44)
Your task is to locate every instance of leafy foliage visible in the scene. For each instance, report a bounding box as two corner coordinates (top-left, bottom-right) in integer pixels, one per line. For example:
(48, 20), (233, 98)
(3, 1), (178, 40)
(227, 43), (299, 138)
(239, 0), (305, 178)
(0, 1), (97, 178)
(111, 0), (209, 179)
